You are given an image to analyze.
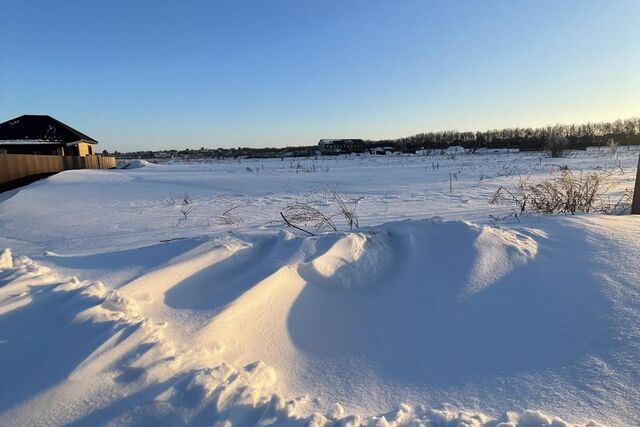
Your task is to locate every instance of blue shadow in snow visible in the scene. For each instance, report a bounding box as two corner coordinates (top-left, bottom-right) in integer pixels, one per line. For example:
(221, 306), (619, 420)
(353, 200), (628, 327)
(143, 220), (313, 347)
(287, 220), (617, 390)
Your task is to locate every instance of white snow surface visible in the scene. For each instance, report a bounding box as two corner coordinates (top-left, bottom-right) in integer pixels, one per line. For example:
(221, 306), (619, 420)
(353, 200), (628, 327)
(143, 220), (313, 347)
(0, 149), (639, 426)
(122, 159), (158, 169)
(446, 145), (465, 155)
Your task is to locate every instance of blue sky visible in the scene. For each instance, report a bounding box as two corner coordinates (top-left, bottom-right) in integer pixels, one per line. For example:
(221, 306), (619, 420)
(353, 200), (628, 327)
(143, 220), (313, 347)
(1, 1), (639, 151)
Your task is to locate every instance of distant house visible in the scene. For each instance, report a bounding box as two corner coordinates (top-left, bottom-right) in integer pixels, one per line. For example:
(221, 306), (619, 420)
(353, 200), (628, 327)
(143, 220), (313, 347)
(0, 115), (98, 156)
(318, 139), (365, 155)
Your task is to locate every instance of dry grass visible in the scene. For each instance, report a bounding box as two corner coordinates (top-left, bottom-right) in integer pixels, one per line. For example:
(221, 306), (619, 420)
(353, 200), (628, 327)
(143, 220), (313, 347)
(280, 190), (364, 235)
(490, 168), (632, 218)
(165, 193), (195, 227)
(218, 205), (242, 229)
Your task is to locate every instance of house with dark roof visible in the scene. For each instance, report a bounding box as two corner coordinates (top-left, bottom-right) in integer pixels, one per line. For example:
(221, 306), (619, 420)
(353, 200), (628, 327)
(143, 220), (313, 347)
(0, 115), (98, 156)
(318, 139), (365, 155)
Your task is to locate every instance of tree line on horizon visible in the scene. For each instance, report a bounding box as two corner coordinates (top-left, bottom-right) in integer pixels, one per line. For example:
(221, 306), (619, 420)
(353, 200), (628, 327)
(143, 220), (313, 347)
(109, 117), (640, 158)
(371, 117), (640, 152)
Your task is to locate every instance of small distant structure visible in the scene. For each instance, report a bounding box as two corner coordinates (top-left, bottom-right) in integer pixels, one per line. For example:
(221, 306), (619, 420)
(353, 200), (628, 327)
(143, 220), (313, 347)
(446, 145), (465, 155)
(318, 139), (365, 155)
(370, 146), (394, 155)
(0, 115), (98, 156)
(152, 151), (172, 159)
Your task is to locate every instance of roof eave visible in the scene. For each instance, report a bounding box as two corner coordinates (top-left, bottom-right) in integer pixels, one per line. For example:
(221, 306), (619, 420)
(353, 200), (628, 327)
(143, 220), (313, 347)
(64, 139), (98, 146)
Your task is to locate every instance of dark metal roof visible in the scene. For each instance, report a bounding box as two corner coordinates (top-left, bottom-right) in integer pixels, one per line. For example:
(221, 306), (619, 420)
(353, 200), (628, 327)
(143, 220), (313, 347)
(0, 115), (98, 144)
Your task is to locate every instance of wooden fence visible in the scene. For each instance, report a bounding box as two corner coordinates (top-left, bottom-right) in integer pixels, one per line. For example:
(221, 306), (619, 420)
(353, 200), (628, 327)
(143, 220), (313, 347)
(0, 153), (116, 187)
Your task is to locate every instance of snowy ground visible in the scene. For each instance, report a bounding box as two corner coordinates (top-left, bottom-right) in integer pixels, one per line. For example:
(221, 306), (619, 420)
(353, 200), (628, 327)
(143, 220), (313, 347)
(0, 149), (639, 426)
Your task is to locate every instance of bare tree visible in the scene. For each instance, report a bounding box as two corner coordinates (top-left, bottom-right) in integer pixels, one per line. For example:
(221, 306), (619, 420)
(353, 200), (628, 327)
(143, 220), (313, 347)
(545, 136), (567, 158)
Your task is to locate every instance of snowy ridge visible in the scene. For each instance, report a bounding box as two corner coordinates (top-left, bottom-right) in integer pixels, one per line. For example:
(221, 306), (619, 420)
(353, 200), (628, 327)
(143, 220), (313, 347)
(0, 249), (281, 426)
(0, 215), (625, 427)
(0, 243), (607, 427)
(298, 230), (393, 290)
(465, 224), (538, 295)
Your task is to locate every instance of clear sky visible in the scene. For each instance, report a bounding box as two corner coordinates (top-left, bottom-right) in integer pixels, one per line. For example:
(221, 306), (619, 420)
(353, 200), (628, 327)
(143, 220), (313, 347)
(1, 1), (639, 152)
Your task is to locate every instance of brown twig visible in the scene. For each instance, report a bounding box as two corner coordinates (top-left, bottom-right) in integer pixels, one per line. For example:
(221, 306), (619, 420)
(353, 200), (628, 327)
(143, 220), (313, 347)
(280, 212), (315, 236)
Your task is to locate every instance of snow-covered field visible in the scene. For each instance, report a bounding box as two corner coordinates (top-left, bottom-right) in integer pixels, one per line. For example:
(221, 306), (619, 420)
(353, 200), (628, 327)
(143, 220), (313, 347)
(0, 149), (639, 426)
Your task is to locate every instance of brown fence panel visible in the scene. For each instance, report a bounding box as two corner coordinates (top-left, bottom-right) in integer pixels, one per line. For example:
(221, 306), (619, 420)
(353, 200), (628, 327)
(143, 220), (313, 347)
(74, 155), (116, 170)
(62, 156), (85, 170)
(0, 155), (11, 182)
(0, 154), (117, 185)
(102, 156), (116, 169)
(0, 153), (62, 183)
(85, 155), (98, 169)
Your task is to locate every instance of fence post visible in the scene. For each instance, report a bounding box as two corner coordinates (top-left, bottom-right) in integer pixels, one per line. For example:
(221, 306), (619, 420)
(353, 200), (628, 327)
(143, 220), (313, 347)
(632, 152), (640, 214)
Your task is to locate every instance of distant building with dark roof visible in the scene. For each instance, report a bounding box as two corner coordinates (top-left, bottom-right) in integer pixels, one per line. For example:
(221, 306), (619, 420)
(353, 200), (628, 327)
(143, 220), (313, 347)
(318, 139), (364, 155)
(0, 115), (98, 156)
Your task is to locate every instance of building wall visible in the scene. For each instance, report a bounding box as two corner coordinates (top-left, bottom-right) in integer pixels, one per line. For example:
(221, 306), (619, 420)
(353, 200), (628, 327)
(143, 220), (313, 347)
(319, 141), (365, 155)
(0, 141), (97, 156)
(318, 140), (365, 155)
(77, 142), (96, 157)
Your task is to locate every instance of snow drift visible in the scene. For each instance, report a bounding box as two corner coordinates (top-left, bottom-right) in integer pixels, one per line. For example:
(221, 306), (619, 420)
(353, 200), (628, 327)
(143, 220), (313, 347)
(298, 230), (393, 290)
(122, 159), (158, 169)
(1, 215), (638, 426)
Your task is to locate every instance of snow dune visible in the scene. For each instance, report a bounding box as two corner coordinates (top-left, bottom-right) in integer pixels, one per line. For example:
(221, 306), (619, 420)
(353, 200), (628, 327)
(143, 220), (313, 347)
(1, 215), (638, 426)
